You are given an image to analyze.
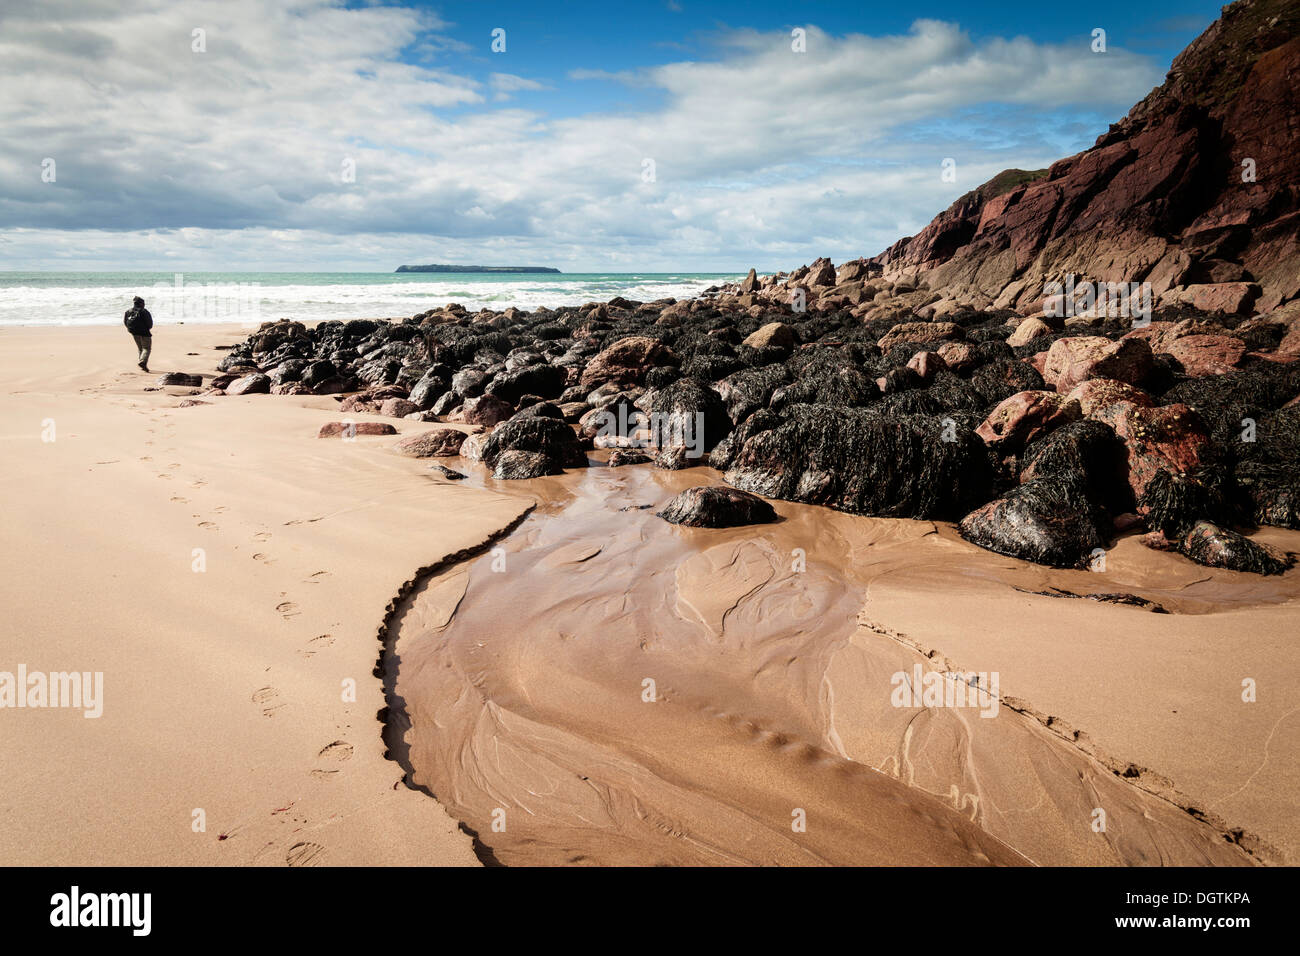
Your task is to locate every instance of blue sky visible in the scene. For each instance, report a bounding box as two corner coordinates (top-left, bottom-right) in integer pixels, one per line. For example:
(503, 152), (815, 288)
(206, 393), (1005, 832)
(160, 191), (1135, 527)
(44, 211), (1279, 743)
(0, 0), (1225, 271)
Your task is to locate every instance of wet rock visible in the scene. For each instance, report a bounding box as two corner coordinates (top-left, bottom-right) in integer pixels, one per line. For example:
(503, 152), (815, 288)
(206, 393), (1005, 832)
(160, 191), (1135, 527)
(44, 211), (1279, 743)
(959, 475), (1108, 569)
(317, 421), (398, 438)
(1138, 468), (1237, 538)
(431, 464), (466, 480)
(394, 428), (467, 458)
(648, 376), (732, 468)
(1177, 521), (1293, 575)
(481, 416), (587, 468)
(1021, 419), (1131, 513)
(657, 486), (779, 528)
(724, 405), (992, 520)
(608, 449), (652, 467)
(379, 397), (422, 419)
(493, 449), (563, 480)
(409, 374), (450, 410)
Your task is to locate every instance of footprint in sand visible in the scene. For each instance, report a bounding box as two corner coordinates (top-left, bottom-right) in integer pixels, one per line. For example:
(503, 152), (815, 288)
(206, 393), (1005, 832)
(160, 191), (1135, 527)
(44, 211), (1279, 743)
(298, 634), (334, 659)
(252, 552), (274, 565)
(170, 496), (189, 504)
(191, 479), (207, 489)
(213, 505), (227, 513)
(286, 842), (325, 867)
(275, 600), (300, 619)
(251, 686), (284, 717)
(198, 521), (218, 531)
(311, 740), (353, 778)
(139, 456), (152, 462)
(168, 462), (181, 469)
(157, 473), (172, 480)
(304, 570), (331, 584)
(253, 531), (272, 542)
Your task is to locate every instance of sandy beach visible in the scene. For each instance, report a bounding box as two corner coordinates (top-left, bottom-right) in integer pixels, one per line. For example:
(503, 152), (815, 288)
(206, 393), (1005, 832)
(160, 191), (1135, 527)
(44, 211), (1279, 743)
(0, 322), (530, 866)
(4, 320), (1296, 867)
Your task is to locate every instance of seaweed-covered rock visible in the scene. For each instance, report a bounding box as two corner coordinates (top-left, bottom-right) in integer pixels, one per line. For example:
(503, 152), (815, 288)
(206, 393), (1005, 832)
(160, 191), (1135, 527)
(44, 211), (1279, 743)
(481, 416), (587, 468)
(970, 359), (1045, 407)
(648, 376), (732, 468)
(1021, 419), (1130, 512)
(715, 364), (790, 422)
(1095, 401), (1212, 500)
(580, 335), (678, 387)
(959, 475), (1107, 568)
(608, 449), (652, 467)
(1177, 521), (1293, 575)
(1138, 468), (1237, 538)
(724, 405), (991, 520)
(431, 463), (466, 480)
(493, 449), (563, 479)
(657, 486), (779, 528)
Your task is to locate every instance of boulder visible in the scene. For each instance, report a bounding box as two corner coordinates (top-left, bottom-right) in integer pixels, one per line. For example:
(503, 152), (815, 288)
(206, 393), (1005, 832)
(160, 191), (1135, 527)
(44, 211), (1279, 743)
(1006, 317), (1053, 348)
(959, 476), (1108, 569)
(877, 321), (962, 352)
(227, 372), (271, 396)
(1095, 401), (1212, 500)
(1063, 378), (1154, 417)
(394, 428), (467, 458)
(156, 372), (203, 387)
(657, 486), (779, 528)
(648, 376), (733, 468)
(1042, 336), (1154, 390)
(1177, 521), (1293, 575)
(976, 391), (1080, 449)
(742, 322), (796, 350)
(1180, 282), (1261, 315)
(608, 449), (652, 467)
(431, 464), (466, 480)
(458, 394), (514, 427)
(580, 335), (679, 387)
(480, 416), (587, 468)
(1162, 334), (1246, 376)
(493, 450), (563, 480)
(724, 405), (992, 520)
(379, 398), (422, 419)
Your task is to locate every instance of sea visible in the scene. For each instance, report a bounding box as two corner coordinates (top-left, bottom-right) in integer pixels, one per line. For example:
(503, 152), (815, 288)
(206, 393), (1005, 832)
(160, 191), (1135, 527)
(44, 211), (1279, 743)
(0, 271), (745, 326)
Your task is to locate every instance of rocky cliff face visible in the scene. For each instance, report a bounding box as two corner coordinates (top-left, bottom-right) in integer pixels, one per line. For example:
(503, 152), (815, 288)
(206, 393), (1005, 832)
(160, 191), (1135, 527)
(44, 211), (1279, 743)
(869, 0), (1300, 315)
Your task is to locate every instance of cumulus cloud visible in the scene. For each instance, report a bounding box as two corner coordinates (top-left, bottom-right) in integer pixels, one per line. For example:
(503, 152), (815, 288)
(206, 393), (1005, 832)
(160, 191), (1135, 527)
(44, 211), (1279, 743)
(0, 1), (1166, 270)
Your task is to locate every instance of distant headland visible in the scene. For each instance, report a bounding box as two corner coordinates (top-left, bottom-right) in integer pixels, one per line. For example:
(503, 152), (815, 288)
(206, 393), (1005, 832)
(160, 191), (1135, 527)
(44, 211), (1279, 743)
(395, 264), (561, 274)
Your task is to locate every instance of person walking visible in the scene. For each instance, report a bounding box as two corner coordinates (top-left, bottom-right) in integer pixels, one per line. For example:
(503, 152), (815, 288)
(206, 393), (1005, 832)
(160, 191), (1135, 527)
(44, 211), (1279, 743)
(124, 296), (153, 372)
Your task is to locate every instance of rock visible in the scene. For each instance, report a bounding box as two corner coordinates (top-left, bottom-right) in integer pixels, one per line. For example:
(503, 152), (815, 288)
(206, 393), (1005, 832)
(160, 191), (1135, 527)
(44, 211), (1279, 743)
(936, 341), (977, 373)
(959, 476), (1108, 568)
(905, 350), (946, 382)
(724, 405), (992, 520)
(394, 428), (467, 458)
(1043, 336), (1154, 390)
(176, 399), (209, 408)
(1095, 401), (1212, 500)
(1064, 378), (1154, 417)
(409, 375), (450, 409)
(157, 372), (203, 387)
(1177, 521), (1293, 575)
(607, 449), (651, 467)
(431, 464), (466, 480)
(457, 394), (514, 427)
(969, 359), (1047, 407)
(1021, 419), (1131, 512)
(379, 397), (422, 419)
(270, 382), (314, 396)
(1138, 468), (1236, 538)
(481, 416), (587, 468)
(227, 372), (271, 395)
(805, 258), (837, 287)
(657, 486), (779, 528)
(1006, 317), (1053, 348)
(648, 376), (732, 468)
(580, 335), (678, 387)
(877, 321), (962, 352)
(740, 268), (760, 294)
(976, 390), (1080, 449)
(459, 431), (491, 463)
(493, 449), (563, 479)
(1162, 334), (1247, 376)
(742, 322), (796, 350)
(1180, 282), (1261, 315)
(317, 421), (398, 438)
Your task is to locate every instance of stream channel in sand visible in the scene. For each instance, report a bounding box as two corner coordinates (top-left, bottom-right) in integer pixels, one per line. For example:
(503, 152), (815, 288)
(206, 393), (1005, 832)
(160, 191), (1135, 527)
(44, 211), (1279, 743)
(381, 453), (1268, 866)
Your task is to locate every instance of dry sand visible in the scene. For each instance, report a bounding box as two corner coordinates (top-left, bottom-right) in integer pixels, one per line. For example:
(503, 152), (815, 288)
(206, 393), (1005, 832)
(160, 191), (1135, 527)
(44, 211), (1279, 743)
(0, 323), (530, 866)
(4, 321), (1298, 867)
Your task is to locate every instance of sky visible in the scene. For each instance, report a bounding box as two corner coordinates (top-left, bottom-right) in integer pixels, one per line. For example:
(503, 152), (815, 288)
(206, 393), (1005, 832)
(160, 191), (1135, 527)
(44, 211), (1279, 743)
(0, 0), (1226, 272)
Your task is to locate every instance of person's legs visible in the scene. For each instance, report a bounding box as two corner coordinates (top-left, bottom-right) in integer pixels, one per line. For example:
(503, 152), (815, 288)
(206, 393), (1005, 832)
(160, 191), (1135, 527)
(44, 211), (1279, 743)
(133, 334), (151, 370)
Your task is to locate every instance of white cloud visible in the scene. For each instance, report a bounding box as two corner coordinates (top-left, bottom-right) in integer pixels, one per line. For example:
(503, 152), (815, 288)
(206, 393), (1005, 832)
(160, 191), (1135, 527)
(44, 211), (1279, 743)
(0, 2), (1165, 270)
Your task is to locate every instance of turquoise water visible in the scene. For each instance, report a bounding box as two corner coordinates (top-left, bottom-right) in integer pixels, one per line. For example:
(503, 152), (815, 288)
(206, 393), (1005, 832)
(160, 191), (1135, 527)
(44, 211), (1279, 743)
(0, 271), (745, 326)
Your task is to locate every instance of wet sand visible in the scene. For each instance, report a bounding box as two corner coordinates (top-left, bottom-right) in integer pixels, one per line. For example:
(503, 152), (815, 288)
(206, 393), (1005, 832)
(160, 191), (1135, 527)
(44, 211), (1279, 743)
(387, 456), (1300, 866)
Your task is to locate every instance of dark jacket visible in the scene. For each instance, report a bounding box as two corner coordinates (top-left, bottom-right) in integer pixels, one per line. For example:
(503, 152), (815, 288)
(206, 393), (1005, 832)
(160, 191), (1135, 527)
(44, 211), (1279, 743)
(124, 306), (153, 336)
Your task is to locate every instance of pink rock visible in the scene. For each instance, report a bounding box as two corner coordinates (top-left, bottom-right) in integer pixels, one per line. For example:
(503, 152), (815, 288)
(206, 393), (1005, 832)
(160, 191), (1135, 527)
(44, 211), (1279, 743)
(379, 397), (422, 418)
(1162, 333), (1246, 376)
(906, 350), (947, 382)
(1064, 378), (1154, 417)
(580, 335), (679, 387)
(1094, 401), (1211, 500)
(227, 372), (271, 396)
(976, 390), (1081, 449)
(1043, 335), (1153, 390)
(1182, 282), (1261, 314)
(935, 341), (975, 372)
(457, 394), (514, 427)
